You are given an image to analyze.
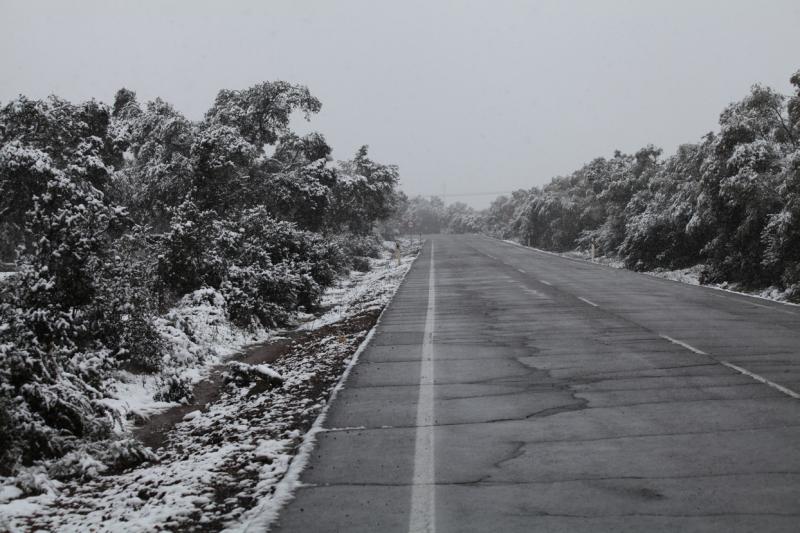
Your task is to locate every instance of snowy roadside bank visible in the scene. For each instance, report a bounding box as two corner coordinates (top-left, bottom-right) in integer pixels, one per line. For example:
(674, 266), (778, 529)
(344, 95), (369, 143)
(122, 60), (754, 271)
(497, 237), (799, 306)
(0, 244), (419, 532)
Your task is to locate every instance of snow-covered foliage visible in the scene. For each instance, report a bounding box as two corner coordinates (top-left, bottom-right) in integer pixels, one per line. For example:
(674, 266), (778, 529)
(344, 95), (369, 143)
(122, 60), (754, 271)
(480, 68), (800, 299)
(328, 145), (401, 234)
(0, 248), (415, 532)
(0, 173), (157, 477)
(0, 80), (402, 482)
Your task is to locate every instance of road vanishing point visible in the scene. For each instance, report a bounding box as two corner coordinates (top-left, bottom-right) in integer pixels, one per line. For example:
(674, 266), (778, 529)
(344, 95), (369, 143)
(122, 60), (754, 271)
(274, 234), (800, 532)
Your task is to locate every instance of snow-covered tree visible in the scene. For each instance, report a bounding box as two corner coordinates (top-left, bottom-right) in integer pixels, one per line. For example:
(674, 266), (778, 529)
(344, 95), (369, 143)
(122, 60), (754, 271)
(329, 146), (400, 234)
(0, 78), (403, 477)
(205, 81), (321, 146)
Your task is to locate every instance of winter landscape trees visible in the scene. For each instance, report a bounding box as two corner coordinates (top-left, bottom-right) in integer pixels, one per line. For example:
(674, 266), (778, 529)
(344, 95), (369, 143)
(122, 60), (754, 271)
(393, 68), (800, 300)
(0, 82), (401, 479)
(477, 69), (800, 299)
(3, 64), (799, 507)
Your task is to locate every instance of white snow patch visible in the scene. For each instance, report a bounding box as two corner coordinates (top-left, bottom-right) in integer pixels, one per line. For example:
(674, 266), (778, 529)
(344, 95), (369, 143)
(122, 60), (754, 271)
(182, 410), (203, 421)
(251, 364), (283, 381)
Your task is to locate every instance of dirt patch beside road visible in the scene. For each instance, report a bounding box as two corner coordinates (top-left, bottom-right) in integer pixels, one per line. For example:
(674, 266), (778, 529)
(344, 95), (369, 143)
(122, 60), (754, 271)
(134, 335), (297, 450)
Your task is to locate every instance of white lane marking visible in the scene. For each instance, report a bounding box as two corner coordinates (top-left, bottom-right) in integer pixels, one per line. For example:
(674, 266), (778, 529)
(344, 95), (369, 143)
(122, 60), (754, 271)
(719, 361), (800, 399)
(409, 242), (436, 533)
(660, 335), (707, 355)
(539, 279), (552, 286)
(485, 236), (800, 315)
(578, 296), (599, 307)
(517, 268), (526, 274)
(661, 334), (800, 400)
(525, 289), (550, 299)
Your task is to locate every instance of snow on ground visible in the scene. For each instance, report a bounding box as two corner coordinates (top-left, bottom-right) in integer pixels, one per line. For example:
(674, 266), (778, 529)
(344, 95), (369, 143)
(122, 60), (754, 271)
(500, 238), (799, 305)
(0, 245), (419, 532)
(300, 243), (411, 331)
(91, 287), (275, 435)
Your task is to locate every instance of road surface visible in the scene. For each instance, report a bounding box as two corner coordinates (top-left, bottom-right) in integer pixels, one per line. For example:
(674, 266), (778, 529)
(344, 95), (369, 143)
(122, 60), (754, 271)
(273, 234), (800, 532)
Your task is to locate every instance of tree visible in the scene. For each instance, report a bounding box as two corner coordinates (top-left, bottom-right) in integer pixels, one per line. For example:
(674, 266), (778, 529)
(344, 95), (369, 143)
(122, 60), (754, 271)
(205, 81), (321, 146)
(0, 96), (120, 258)
(110, 97), (194, 227)
(329, 146), (400, 234)
(697, 85), (788, 285)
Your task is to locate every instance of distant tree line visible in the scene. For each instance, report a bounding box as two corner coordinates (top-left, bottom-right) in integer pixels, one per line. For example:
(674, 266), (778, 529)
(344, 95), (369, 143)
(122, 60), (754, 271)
(389, 195), (484, 235)
(479, 69), (800, 296)
(0, 82), (401, 476)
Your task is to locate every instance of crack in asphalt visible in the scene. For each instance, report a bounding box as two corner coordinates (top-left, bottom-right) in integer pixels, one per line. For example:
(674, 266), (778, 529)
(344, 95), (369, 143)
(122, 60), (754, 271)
(301, 470), (800, 489)
(276, 238), (800, 530)
(320, 422), (800, 444)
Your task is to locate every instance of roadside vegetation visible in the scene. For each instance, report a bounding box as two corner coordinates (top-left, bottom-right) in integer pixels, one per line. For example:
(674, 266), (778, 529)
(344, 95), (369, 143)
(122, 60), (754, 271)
(0, 82), (402, 482)
(405, 69), (800, 300)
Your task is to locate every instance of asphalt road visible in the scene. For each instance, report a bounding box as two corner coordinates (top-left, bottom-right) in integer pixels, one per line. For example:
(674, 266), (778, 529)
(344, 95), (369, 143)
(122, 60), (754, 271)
(272, 234), (800, 532)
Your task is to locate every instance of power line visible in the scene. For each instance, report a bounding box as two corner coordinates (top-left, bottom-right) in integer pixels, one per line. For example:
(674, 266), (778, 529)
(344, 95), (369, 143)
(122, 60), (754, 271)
(412, 190), (519, 198)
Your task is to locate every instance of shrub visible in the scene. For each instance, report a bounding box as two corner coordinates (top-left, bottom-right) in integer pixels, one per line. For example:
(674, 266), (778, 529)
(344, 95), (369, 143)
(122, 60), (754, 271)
(155, 200), (226, 298)
(335, 233), (382, 259)
(352, 256), (371, 272)
(154, 373), (194, 403)
(0, 175), (163, 474)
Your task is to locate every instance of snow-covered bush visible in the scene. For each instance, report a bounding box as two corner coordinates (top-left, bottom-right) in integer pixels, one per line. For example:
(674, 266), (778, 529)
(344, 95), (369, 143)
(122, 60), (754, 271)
(351, 256), (371, 272)
(155, 200), (226, 299)
(335, 233), (382, 259)
(0, 176), (158, 475)
(152, 202), (349, 329)
(0, 317), (116, 474)
(217, 208), (345, 326)
(154, 373), (194, 403)
(0, 80), (403, 479)
(222, 264), (303, 328)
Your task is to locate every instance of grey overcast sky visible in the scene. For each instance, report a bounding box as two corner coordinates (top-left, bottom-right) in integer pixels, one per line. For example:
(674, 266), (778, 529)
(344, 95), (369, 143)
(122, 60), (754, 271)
(1, 0), (799, 207)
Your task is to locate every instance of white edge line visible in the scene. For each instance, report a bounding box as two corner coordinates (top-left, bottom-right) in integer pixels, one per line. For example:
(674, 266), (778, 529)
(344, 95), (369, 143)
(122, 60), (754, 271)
(660, 334), (707, 355)
(539, 280), (552, 286)
(517, 268), (526, 274)
(578, 296), (599, 307)
(237, 249), (422, 533)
